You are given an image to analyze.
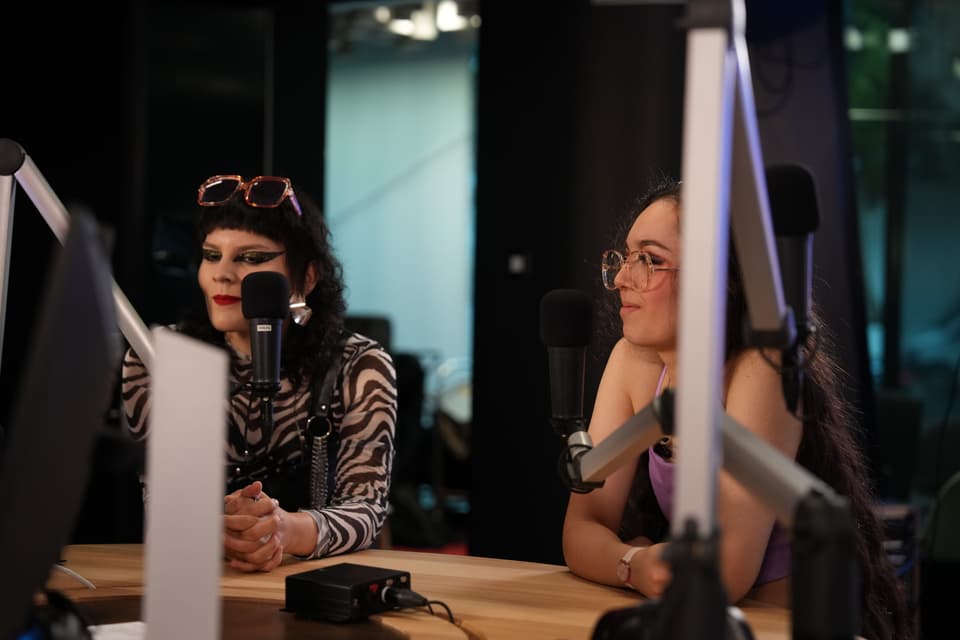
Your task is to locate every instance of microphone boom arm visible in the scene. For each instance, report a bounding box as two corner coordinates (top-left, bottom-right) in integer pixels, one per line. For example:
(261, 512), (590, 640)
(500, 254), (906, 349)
(576, 396), (669, 487)
(0, 139), (155, 374)
(567, 389), (859, 638)
(573, 389), (833, 514)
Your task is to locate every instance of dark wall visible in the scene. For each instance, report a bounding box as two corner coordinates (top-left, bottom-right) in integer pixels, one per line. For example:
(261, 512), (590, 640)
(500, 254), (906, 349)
(1, 5), (145, 543)
(0, 1), (328, 543)
(0, 6), (139, 425)
(470, 1), (686, 564)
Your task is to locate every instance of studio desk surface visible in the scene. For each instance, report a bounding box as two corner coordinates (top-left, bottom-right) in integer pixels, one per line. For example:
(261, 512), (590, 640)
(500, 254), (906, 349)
(47, 545), (790, 639)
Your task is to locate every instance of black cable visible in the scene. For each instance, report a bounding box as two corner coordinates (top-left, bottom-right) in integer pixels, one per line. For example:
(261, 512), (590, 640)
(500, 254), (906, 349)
(754, 38), (795, 118)
(382, 586), (427, 608)
(755, 327), (821, 422)
(427, 600), (455, 623)
(751, 35), (830, 71)
(381, 587), (457, 626)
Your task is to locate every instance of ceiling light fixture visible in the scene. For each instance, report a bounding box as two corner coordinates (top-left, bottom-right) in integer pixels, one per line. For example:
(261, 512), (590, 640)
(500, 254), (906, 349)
(437, 0), (468, 32)
(410, 3), (438, 40)
(387, 18), (415, 36)
(374, 6), (391, 23)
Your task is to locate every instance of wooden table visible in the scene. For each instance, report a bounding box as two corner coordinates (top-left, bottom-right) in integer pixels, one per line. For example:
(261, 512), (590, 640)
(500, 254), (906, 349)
(48, 545), (790, 639)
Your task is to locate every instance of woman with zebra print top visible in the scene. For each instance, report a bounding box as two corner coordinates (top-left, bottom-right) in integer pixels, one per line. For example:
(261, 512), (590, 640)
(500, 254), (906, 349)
(121, 175), (396, 572)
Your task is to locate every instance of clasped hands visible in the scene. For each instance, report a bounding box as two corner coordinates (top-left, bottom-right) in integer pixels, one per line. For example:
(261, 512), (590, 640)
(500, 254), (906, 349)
(223, 480), (286, 572)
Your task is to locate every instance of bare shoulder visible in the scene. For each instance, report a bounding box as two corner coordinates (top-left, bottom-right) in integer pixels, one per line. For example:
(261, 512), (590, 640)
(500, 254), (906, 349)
(725, 348), (782, 385)
(724, 348), (802, 453)
(604, 338), (665, 412)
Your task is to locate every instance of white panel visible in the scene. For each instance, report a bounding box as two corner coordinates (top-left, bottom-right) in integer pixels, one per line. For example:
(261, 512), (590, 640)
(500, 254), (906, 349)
(145, 328), (226, 640)
(675, 28), (735, 533)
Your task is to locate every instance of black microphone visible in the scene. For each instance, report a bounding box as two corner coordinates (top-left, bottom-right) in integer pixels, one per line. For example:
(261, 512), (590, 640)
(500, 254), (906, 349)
(241, 271), (290, 439)
(766, 164), (820, 414)
(540, 289), (593, 437)
(540, 289), (601, 493)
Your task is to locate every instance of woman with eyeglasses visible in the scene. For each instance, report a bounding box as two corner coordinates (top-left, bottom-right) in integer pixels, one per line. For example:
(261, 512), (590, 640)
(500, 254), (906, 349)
(561, 178), (908, 640)
(121, 175), (396, 572)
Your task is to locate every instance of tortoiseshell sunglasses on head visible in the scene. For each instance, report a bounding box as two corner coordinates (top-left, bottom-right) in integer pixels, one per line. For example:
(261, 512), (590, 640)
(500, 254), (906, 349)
(197, 174), (303, 217)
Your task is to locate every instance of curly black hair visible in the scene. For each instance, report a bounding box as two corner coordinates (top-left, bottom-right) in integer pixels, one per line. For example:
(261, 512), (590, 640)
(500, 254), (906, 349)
(177, 183), (346, 388)
(608, 177), (910, 640)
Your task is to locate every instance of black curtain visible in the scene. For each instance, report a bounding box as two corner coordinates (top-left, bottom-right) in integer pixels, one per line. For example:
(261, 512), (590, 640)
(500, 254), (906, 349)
(471, 1), (686, 564)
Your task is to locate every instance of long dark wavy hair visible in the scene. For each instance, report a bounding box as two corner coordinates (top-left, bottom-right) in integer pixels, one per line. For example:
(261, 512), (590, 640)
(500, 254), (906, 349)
(178, 183), (346, 388)
(610, 177), (909, 640)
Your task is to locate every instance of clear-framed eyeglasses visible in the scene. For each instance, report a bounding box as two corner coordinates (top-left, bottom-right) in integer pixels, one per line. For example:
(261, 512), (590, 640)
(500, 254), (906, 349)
(601, 249), (679, 291)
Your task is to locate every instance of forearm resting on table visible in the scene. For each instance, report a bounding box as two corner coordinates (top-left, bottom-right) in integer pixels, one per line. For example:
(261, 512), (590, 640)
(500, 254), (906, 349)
(563, 519), (651, 586)
(566, 518), (763, 603)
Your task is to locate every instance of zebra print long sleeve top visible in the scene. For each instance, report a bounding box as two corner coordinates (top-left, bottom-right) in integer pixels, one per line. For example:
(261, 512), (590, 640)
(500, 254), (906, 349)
(121, 332), (396, 559)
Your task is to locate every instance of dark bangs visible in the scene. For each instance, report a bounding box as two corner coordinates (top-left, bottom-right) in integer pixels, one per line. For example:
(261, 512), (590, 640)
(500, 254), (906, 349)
(195, 195), (318, 293)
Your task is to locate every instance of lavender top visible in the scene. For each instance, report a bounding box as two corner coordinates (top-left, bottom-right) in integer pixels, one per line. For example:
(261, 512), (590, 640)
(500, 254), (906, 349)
(647, 366), (791, 586)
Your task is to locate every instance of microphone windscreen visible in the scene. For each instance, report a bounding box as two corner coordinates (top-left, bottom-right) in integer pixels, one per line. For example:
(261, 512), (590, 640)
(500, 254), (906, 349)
(766, 164), (820, 236)
(241, 271), (290, 319)
(540, 289), (593, 348)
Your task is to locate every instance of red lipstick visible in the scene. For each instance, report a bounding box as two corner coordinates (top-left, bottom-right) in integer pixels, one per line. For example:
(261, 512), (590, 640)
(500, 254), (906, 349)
(213, 295), (240, 306)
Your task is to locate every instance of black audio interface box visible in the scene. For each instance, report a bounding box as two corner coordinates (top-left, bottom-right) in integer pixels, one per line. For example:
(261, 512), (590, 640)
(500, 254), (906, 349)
(284, 563), (412, 622)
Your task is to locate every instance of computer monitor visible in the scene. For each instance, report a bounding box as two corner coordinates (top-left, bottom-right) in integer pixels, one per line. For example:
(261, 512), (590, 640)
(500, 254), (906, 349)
(0, 208), (120, 638)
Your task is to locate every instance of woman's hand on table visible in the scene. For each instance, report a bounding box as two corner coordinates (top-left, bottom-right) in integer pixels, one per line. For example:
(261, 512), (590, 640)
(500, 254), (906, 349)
(222, 481), (287, 572)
